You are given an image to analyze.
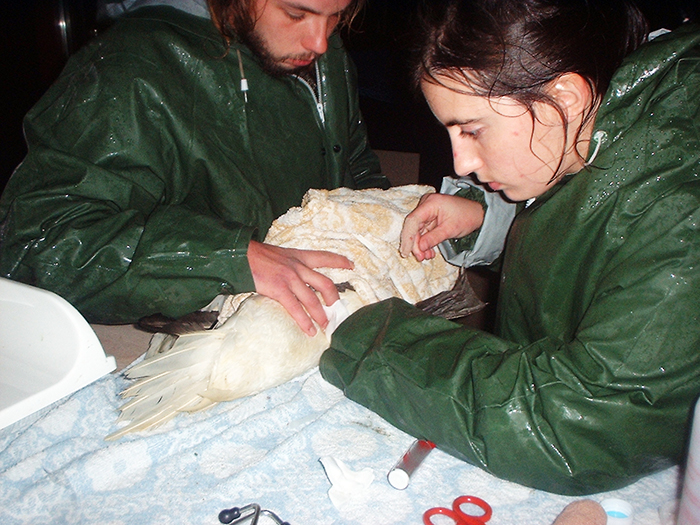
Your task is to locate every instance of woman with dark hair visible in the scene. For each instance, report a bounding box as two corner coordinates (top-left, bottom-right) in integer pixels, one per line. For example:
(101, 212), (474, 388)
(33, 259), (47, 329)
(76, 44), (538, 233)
(320, 0), (700, 495)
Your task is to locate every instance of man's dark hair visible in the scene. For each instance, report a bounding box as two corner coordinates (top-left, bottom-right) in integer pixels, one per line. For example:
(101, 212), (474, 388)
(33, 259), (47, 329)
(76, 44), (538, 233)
(208, 0), (366, 42)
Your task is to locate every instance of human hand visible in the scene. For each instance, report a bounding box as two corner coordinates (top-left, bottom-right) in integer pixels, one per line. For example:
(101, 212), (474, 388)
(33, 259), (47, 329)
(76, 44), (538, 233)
(399, 193), (485, 261)
(247, 241), (354, 336)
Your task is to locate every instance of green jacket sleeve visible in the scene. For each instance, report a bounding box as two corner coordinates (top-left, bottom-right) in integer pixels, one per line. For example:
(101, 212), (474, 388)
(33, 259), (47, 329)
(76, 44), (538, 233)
(320, 291), (694, 496)
(0, 26), (260, 323)
(0, 86), (257, 324)
(320, 187), (700, 495)
(443, 185), (487, 253)
(436, 176), (516, 268)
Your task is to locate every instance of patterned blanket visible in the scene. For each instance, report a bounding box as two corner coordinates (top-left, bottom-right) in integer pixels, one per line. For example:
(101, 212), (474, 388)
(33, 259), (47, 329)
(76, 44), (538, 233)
(0, 363), (679, 524)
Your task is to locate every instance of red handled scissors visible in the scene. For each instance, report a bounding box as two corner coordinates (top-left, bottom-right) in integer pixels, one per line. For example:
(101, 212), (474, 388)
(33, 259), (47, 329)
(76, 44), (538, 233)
(423, 495), (492, 525)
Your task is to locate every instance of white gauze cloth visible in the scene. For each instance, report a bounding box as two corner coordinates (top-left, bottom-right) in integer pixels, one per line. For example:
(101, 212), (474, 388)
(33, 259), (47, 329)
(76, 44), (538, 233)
(218, 185), (459, 321)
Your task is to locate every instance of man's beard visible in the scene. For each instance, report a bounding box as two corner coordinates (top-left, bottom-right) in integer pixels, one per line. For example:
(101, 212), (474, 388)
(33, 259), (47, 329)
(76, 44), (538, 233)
(242, 29), (317, 79)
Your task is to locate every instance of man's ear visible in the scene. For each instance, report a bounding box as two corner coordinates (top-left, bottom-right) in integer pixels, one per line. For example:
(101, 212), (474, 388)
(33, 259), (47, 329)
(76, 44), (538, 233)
(549, 73), (594, 121)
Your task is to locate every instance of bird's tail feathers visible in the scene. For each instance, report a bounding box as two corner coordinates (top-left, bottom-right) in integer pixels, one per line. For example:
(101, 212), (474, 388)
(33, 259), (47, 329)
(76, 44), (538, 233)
(126, 333), (223, 380)
(108, 330), (223, 439)
(106, 390), (213, 441)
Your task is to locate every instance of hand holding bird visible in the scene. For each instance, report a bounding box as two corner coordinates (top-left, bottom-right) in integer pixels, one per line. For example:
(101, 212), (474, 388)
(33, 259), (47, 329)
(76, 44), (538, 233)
(107, 185), (481, 440)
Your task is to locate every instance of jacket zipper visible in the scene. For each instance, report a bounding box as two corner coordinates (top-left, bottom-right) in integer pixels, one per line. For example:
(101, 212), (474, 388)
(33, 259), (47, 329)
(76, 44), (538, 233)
(295, 62), (325, 126)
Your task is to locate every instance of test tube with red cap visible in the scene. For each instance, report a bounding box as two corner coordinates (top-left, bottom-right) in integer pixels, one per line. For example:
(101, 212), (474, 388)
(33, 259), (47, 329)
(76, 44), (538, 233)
(387, 439), (436, 490)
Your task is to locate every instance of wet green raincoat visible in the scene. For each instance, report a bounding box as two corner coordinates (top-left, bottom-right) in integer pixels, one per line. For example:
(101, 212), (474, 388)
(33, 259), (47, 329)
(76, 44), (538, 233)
(0, 6), (387, 323)
(320, 24), (700, 495)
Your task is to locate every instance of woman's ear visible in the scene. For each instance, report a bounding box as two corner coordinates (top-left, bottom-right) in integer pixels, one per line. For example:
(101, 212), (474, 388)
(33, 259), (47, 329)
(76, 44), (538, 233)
(549, 73), (594, 121)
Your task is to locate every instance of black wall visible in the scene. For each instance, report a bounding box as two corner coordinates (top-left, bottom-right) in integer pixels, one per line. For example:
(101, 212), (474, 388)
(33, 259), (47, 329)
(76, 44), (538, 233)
(1, 0), (99, 192)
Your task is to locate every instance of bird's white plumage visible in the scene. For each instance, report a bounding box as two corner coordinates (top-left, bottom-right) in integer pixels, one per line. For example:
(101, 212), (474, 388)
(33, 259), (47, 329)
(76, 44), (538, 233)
(107, 185), (459, 440)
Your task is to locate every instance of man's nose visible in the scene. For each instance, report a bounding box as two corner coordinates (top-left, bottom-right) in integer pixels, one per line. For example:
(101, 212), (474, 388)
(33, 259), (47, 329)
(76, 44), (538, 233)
(301, 19), (330, 56)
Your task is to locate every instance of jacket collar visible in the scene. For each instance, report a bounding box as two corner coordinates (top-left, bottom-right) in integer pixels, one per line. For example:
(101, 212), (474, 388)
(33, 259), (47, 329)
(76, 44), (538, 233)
(102, 0), (210, 19)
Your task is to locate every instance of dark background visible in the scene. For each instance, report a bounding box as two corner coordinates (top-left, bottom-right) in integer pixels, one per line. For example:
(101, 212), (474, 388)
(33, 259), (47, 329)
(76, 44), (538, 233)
(1, 0), (698, 195)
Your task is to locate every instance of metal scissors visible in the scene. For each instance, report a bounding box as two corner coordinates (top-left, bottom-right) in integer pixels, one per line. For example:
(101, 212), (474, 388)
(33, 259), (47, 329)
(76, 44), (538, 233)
(423, 495), (492, 525)
(218, 503), (290, 525)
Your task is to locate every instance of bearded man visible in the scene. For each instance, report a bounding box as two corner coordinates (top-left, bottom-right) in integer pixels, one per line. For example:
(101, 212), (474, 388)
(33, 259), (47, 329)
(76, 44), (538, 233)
(0, 0), (388, 334)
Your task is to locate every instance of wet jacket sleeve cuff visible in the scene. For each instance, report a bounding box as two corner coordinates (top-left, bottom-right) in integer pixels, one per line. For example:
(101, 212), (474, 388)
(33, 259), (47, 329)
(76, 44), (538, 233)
(437, 177), (516, 267)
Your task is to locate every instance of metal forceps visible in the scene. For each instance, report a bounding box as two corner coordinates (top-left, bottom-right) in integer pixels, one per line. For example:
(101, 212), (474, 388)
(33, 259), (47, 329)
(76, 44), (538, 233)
(423, 495), (492, 525)
(218, 503), (290, 525)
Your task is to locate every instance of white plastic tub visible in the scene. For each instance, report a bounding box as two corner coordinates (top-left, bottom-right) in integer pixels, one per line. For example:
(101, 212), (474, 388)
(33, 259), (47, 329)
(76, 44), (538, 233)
(0, 277), (116, 430)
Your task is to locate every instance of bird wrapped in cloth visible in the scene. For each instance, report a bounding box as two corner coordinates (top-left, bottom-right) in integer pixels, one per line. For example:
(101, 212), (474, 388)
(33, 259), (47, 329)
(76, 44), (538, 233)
(106, 185), (484, 440)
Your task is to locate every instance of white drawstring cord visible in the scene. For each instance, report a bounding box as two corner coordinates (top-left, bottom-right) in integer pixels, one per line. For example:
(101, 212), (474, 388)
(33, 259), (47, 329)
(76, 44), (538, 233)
(584, 130), (607, 167)
(528, 129), (608, 208)
(236, 49), (248, 103)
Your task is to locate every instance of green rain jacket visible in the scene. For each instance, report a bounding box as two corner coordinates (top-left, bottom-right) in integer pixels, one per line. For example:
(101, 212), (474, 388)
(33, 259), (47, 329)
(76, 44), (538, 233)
(321, 24), (700, 495)
(0, 6), (387, 324)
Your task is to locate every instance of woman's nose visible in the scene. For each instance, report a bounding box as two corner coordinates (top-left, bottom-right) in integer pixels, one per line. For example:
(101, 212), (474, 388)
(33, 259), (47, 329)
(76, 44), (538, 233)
(451, 142), (482, 177)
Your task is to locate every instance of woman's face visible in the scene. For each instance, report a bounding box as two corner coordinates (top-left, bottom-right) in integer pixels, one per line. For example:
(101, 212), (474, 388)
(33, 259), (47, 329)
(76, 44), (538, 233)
(422, 76), (585, 202)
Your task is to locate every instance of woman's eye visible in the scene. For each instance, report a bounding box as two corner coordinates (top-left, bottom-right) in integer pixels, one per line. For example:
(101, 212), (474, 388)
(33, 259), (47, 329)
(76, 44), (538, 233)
(286, 10), (305, 20)
(460, 128), (480, 138)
